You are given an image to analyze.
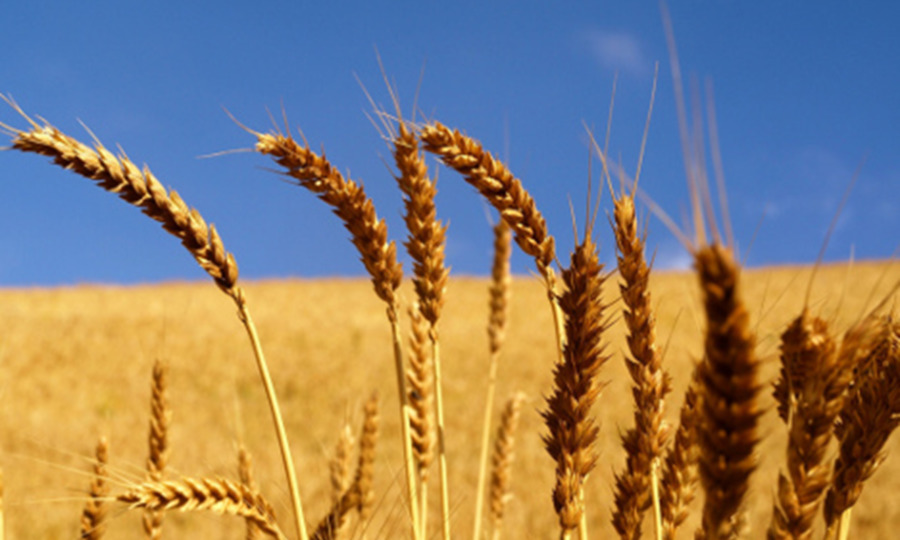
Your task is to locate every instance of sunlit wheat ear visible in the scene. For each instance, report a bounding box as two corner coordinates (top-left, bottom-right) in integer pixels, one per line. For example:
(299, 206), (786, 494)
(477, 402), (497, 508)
(254, 130), (402, 307)
(1, 100), (241, 302)
(327, 422), (355, 540)
(118, 477), (286, 540)
(238, 446), (262, 540)
(3, 99), (307, 540)
(144, 358), (170, 539)
(610, 189), (672, 540)
(541, 234), (611, 537)
(659, 368), (701, 540)
(768, 312), (849, 540)
(488, 392), (525, 540)
(693, 244), (762, 540)
(824, 316), (900, 539)
(80, 436), (109, 540)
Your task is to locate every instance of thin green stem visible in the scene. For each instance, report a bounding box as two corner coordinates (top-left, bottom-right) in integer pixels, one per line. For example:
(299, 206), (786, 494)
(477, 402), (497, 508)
(237, 300), (308, 540)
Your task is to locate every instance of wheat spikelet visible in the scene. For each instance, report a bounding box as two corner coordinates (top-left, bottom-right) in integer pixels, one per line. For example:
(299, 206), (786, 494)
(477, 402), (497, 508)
(610, 192), (672, 540)
(80, 436), (109, 540)
(488, 392), (524, 540)
(406, 303), (434, 483)
(824, 316), (900, 537)
(768, 312), (850, 540)
(694, 244), (761, 540)
(143, 358), (170, 539)
(541, 235), (610, 534)
(255, 131), (402, 307)
(118, 477), (286, 540)
(3, 109), (241, 301)
(659, 370), (701, 540)
(238, 446), (262, 540)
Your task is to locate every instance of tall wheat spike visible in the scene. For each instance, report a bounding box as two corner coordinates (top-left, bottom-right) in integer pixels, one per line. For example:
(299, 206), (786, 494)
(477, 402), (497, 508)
(391, 118), (451, 540)
(488, 392), (525, 540)
(253, 126), (418, 539)
(2, 99), (308, 540)
(474, 220), (512, 540)
(80, 436), (109, 540)
(542, 233), (610, 539)
(238, 446), (262, 540)
(144, 358), (170, 539)
(328, 423), (355, 540)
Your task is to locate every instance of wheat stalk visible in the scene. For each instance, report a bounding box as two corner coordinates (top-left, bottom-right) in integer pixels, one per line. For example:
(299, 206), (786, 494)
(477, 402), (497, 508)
(488, 392), (525, 540)
(610, 191), (671, 540)
(474, 220), (512, 540)
(144, 358), (170, 539)
(80, 436), (109, 540)
(2, 101), (308, 540)
(693, 244), (761, 540)
(253, 127), (417, 539)
(118, 477), (286, 540)
(542, 234), (610, 539)
(419, 122), (565, 361)
(392, 121), (451, 540)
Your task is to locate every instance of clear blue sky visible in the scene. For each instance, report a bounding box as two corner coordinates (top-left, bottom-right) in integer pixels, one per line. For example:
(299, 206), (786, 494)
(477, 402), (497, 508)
(1, 2), (897, 286)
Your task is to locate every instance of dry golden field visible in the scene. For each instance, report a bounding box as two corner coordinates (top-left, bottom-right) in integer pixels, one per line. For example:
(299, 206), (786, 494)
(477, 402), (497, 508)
(1, 261), (897, 538)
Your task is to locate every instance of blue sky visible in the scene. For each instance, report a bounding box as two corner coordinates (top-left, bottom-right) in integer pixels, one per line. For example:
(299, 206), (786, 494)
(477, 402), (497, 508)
(0, 2), (897, 286)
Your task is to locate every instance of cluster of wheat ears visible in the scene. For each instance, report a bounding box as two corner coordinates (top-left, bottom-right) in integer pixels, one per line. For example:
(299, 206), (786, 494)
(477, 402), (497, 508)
(0, 55), (898, 540)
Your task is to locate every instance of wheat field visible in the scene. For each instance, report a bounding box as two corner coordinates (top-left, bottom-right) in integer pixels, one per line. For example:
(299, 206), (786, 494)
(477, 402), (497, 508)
(0, 260), (897, 538)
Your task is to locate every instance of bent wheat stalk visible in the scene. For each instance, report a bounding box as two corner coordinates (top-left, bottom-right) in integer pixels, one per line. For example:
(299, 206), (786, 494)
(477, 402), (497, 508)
(2, 102), (308, 540)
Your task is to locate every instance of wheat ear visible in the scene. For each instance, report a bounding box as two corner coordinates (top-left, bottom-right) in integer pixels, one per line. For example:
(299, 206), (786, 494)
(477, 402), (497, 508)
(254, 128), (417, 539)
(488, 392), (525, 540)
(238, 446), (262, 540)
(419, 122), (565, 362)
(542, 234), (610, 539)
(3, 103), (308, 540)
(768, 312), (850, 540)
(474, 220), (512, 540)
(118, 477), (286, 540)
(694, 244), (761, 540)
(610, 192), (671, 540)
(406, 302), (434, 532)
(328, 423), (355, 540)
(80, 436), (109, 540)
(392, 121), (451, 540)
(824, 316), (900, 540)
(144, 358), (170, 539)
(658, 368), (701, 540)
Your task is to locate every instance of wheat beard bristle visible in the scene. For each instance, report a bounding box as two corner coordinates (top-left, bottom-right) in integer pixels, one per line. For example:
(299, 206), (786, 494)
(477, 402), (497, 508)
(8, 119), (241, 301)
(611, 194), (672, 540)
(824, 316), (900, 532)
(541, 237), (610, 531)
(255, 132), (402, 306)
(80, 436), (110, 540)
(694, 244), (761, 540)
(118, 477), (286, 540)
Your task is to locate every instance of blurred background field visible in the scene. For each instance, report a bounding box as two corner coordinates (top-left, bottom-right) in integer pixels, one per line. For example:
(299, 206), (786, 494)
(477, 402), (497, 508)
(1, 260), (897, 538)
